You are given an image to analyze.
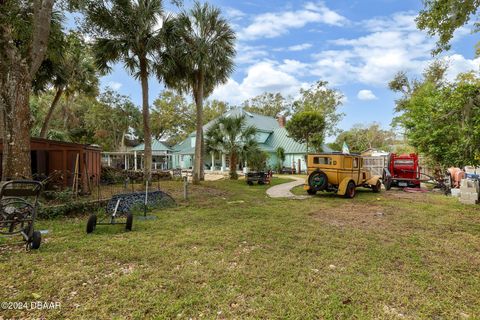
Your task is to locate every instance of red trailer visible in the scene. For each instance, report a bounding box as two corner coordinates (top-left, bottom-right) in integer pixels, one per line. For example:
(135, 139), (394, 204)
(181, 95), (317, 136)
(382, 153), (421, 190)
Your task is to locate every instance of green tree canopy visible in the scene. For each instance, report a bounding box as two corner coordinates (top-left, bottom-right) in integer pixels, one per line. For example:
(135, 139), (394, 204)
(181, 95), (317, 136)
(292, 81), (344, 136)
(160, 2), (236, 184)
(285, 111), (326, 153)
(242, 92), (291, 117)
(416, 0), (480, 55)
(331, 123), (396, 153)
(390, 63), (480, 167)
(205, 115), (258, 180)
(83, 0), (165, 180)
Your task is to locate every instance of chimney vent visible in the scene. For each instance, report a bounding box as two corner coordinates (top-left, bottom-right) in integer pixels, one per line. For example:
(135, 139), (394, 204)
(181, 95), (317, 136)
(276, 115), (286, 128)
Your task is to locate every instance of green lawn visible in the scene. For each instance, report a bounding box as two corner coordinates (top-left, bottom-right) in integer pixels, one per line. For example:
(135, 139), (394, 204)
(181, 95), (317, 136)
(1, 177), (479, 319)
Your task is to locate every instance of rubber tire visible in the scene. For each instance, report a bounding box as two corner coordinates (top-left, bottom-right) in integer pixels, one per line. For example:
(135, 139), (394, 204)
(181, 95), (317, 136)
(247, 181), (253, 186)
(86, 214), (97, 234)
(372, 180), (381, 193)
(344, 181), (356, 199)
(307, 189), (317, 195)
(258, 181), (265, 185)
(308, 171), (328, 191)
(383, 177), (392, 191)
(30, 230), (41, 250)
(125, 213), (133, 231)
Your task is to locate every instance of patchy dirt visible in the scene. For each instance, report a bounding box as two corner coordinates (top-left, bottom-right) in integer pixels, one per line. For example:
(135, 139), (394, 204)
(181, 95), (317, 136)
(309, 202), (391, 230)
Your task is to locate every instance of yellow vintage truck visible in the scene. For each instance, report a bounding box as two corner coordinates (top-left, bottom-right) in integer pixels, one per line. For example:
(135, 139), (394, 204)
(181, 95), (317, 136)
(304, 153), (382, 198)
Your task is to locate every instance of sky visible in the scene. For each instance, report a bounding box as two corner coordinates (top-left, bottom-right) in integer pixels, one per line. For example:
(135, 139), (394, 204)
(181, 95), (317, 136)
(73, 0), (480, 139)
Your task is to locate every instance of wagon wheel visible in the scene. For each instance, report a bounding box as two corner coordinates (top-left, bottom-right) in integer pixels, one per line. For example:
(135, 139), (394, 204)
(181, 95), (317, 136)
(0, 198), (34, 235)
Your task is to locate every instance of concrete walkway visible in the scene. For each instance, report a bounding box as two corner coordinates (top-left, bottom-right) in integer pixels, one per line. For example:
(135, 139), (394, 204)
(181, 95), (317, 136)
(266, 176), (310, 199)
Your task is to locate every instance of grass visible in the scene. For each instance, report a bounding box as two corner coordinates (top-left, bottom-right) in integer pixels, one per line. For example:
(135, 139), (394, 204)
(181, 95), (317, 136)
(1, 177), (479, 319)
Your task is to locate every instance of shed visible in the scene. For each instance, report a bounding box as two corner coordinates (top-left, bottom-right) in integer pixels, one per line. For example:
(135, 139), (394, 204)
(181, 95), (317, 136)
(0, 138), (101, 189)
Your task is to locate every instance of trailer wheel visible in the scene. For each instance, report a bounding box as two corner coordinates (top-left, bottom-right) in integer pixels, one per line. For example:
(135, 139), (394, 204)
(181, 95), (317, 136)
(344, 181), (356, 198)
(86, 214), (97, 234)
(29, 231), (41, 250)
(372, 181), (381, 193)
(247, 181), (254, 186)
(307, 189), (317, 195)
(125, 213), (133, 231)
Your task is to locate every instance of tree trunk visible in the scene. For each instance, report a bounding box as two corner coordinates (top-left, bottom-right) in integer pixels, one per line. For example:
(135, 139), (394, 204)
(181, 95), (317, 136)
(0, 0), (54, 180)
(140, 58), (152, 182)
(192, 74), (205, 185)
(1, 66), (33, 179)
(40, 87), (64, 138)
(229, 151), (238, 180)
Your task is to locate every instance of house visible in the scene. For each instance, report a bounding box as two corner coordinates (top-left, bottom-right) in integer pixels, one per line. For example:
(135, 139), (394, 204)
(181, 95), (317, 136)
(172, 108), (333, 173)
(102, 139), (173, 171)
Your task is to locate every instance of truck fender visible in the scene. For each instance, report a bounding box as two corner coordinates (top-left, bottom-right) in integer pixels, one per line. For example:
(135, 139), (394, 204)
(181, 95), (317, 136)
(338, 177), (354, 196)
(366, 175), (381, 186)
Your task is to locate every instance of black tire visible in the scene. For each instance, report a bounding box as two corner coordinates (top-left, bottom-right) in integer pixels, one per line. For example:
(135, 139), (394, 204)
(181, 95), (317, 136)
(383, 174), (392, 190)
(29, 230), (41, 250)
(307, 189), (317, 195)
(86, 214), (97, 234)
(344, 181), (356, 199)
(308, 171), (328, 191)
(372, 180), (381, 193)
(125, 213), (133, 231)
(258, 181), (265, 185)
(247, 181), (253, 186)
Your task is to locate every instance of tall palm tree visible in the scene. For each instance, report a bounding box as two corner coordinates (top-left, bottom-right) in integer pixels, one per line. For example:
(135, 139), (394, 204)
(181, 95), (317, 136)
(84, 0), (164, 181)
(39, 32), (99, 138)
(205, 115), (258, 180)
(160, 2), (236, 184)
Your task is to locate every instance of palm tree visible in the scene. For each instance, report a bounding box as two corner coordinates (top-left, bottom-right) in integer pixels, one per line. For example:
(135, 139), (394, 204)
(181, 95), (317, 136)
(84, 0), (165, 181)
(160, 2), (236, 184)
(39, 32), (99, 138)
(205, 115), (258, 180)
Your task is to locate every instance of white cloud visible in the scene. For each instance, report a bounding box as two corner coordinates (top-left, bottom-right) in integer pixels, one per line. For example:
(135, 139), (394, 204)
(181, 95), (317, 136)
(107, 81), (122, 90)
(238, 2), (347, 41)
(236, 44), (269, 64)
(211, 61), (306, 104)
(442, 54), (480, 81)
(310, 13), (435, 85)
(224, 7), (245, 20)
(357, 90), (377, 100)
(288, 43), (313, 51)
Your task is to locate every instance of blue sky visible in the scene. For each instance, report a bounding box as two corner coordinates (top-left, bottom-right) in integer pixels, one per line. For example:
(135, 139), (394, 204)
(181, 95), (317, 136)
(78, 0), (480, 138)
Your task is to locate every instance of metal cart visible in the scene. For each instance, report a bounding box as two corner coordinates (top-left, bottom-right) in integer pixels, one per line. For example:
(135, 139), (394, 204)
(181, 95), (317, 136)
(0, 180), (43, 250)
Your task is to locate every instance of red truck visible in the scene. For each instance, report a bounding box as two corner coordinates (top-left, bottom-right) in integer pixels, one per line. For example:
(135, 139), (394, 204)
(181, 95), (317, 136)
(382, 153), (421, 190)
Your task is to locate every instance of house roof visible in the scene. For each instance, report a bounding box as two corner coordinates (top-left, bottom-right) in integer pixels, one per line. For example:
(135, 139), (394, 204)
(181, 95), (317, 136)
(201, 107), (279, 134)
(132, 139), (172, 152)
(172, 108), (334, 155)
(265, 127), (334, 154)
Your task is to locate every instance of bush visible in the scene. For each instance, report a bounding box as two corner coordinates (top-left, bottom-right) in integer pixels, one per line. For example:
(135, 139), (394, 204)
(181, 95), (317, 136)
(39, 201), (106, 219)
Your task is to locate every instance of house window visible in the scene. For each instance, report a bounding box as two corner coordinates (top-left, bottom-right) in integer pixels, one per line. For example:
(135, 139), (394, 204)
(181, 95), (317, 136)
(313, 157), (332, 165)
(180, 155), (184, 161)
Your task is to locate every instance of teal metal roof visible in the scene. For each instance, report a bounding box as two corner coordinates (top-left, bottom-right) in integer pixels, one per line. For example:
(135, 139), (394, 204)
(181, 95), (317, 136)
(132, 139), (172, 152)
(201, 107), (279, 134)
(172, 108), (334, 155)
(265, 128), (334, 154)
